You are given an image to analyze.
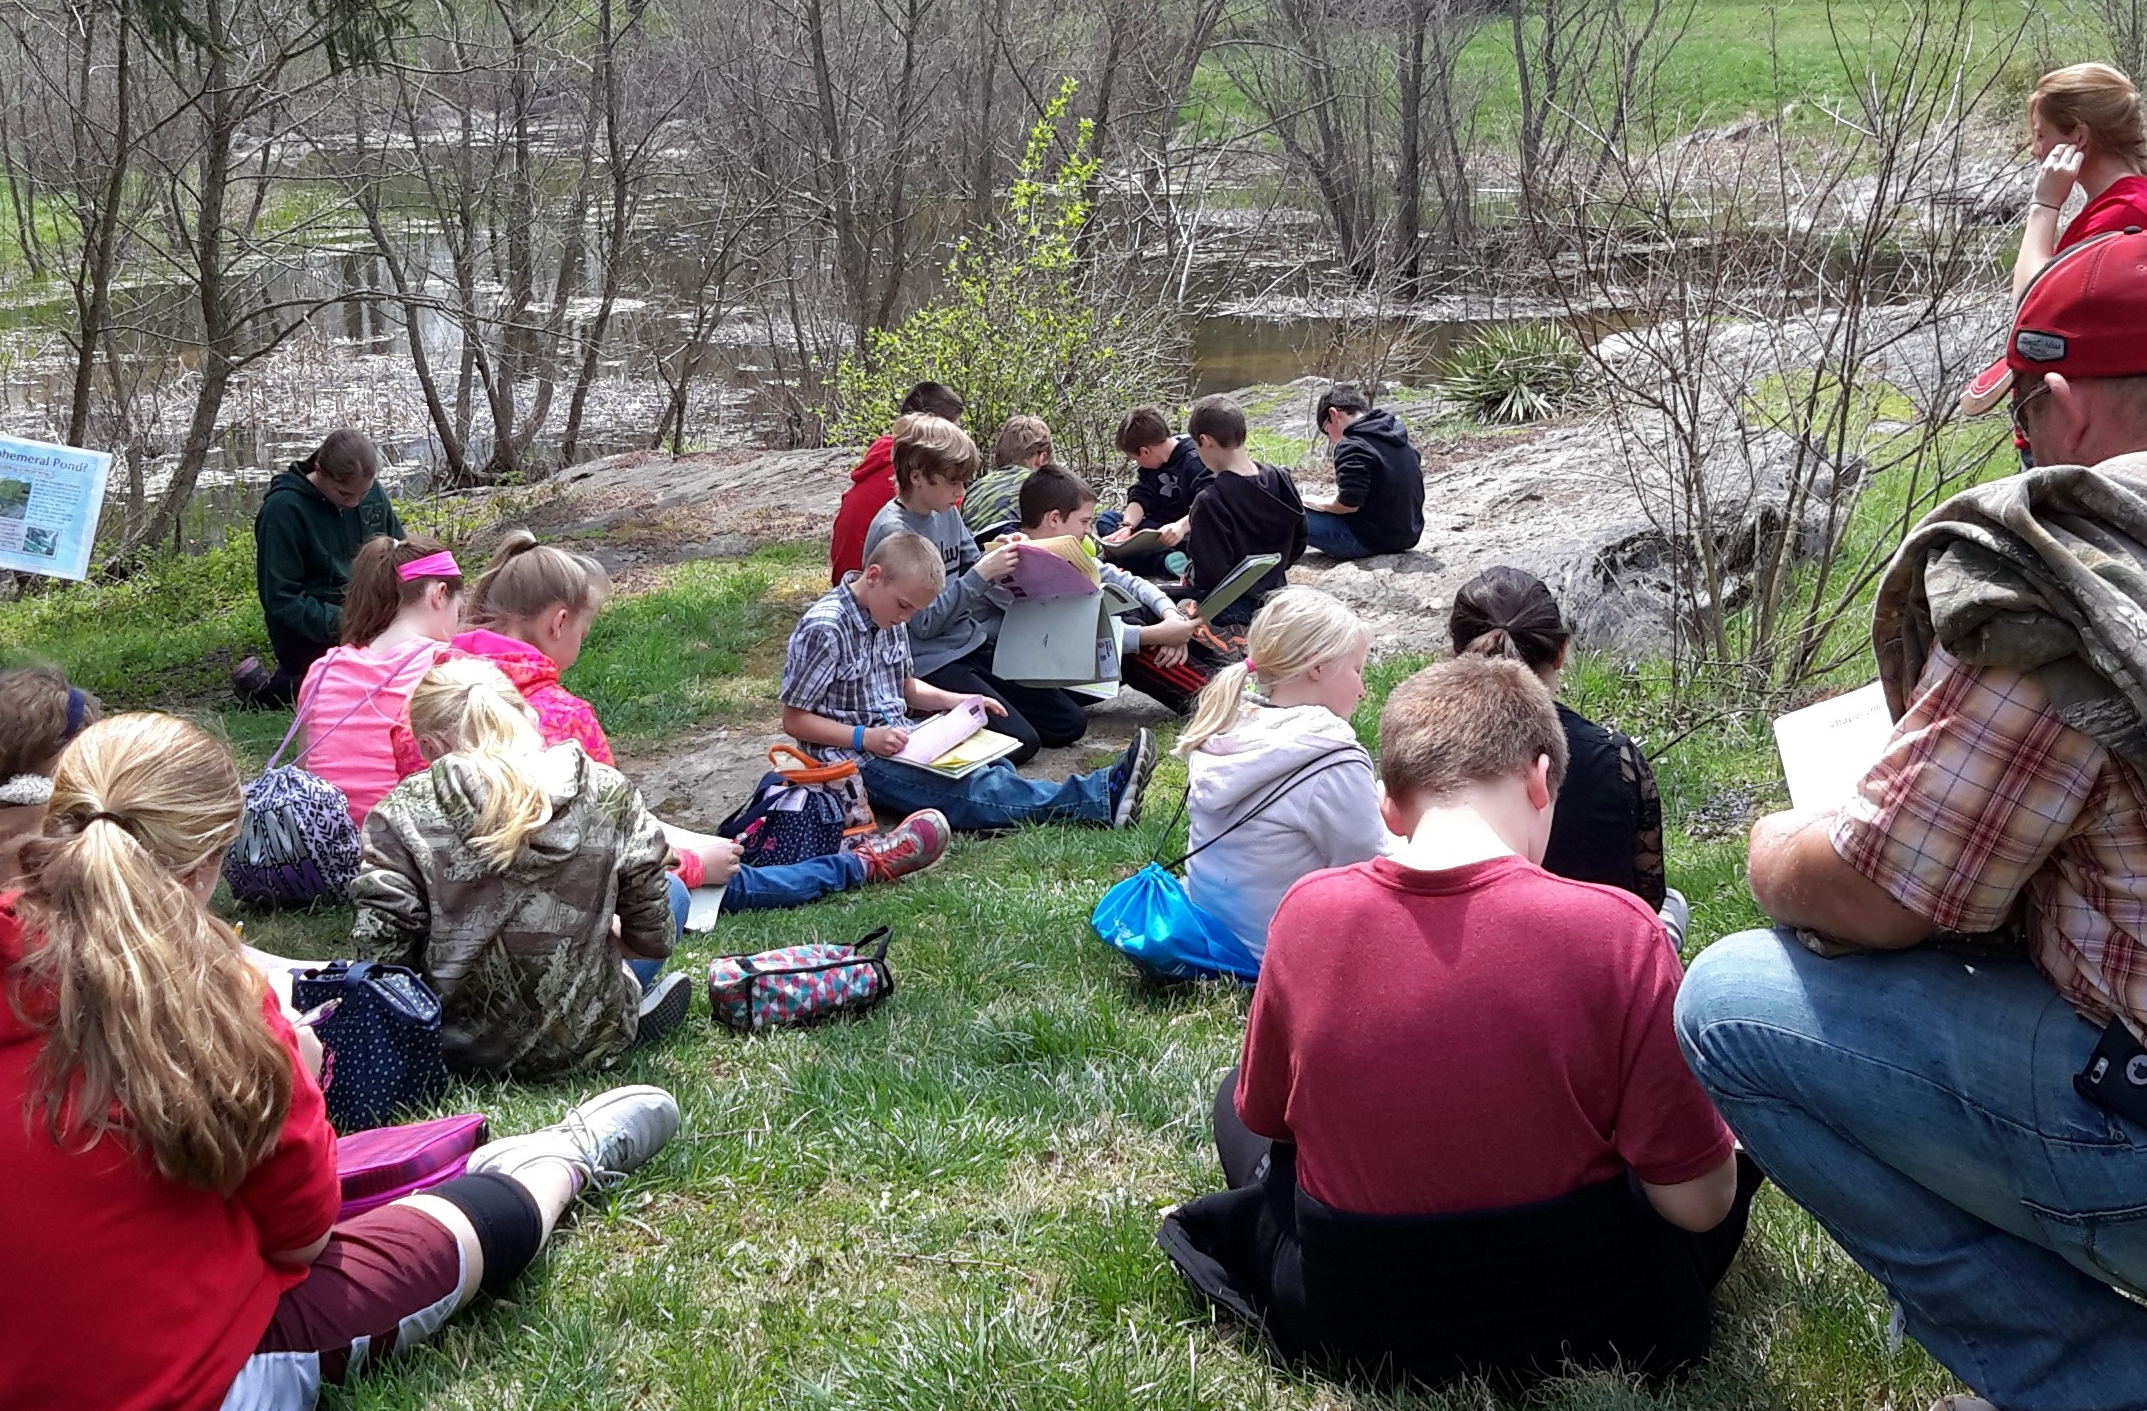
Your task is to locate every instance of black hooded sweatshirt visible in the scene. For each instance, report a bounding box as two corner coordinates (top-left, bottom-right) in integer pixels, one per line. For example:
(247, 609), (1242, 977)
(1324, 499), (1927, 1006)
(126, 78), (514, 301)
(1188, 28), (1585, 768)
(1331, 408), (1425, 555)
(1188, 462), (1308, 625)
(1127, 435), (1214, 525)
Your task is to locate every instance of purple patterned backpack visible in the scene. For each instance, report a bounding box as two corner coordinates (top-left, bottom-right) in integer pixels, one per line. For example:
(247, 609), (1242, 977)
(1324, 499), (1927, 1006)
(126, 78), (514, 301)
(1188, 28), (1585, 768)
(706, 927), (893, 1031)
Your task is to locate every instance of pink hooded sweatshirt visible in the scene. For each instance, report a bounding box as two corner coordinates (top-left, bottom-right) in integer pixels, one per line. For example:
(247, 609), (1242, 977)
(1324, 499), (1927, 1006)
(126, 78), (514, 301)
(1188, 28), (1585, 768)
(449, 628), (616, 765)
(295, 639), (454, 826)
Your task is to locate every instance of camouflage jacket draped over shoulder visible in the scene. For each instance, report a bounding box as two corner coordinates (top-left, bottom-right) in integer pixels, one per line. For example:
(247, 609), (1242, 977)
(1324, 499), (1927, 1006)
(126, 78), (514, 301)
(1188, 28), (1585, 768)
(351, 742), (674, 1078)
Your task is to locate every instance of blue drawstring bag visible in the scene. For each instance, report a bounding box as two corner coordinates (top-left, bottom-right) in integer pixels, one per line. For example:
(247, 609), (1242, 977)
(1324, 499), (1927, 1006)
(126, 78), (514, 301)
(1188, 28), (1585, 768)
(1092, 864), (1259, 982)
(1091, 747), (1362, 984)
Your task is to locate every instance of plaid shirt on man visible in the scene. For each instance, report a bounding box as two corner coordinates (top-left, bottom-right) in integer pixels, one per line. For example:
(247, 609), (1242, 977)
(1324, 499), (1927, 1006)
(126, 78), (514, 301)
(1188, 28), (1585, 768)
(1832, 643), (2147, 1031)
(779, 577), (916, 762)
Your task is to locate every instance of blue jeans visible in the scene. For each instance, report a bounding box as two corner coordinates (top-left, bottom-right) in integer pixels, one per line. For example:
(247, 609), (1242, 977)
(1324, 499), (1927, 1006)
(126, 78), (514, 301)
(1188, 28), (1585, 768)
(723, 853), (866, 912)
(628, 875), (695, 989)
(1676, 929), (2147, 1409)
(860, 756), (1112, 832)
(1304, 509), (1373, 560)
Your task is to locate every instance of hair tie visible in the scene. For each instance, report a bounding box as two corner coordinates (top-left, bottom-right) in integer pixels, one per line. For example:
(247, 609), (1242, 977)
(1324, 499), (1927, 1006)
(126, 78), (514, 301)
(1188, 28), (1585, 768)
(63, 687), (88, 739)
(398, 550), (461, 582)
(1243, 657), (1258, 674)
(84, 811), (131, 832)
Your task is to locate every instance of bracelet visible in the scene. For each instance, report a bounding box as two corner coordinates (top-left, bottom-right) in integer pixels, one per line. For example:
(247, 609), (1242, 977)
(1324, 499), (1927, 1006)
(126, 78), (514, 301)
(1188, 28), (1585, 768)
(2030, 199), (2062, 213)
(852, 725), (865, 751)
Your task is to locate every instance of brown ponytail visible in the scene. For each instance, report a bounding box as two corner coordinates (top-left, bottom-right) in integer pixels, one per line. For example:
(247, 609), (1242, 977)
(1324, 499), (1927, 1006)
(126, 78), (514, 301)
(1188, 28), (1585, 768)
(463, 529), (611, 632)
(1448, 566), (1569, 673)
(306, 428), (381, 486)
(340, 535), (465, 646)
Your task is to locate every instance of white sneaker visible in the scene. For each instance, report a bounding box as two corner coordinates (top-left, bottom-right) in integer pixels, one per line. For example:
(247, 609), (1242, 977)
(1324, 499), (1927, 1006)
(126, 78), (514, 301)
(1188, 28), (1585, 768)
(467, 1084), (681, 1191)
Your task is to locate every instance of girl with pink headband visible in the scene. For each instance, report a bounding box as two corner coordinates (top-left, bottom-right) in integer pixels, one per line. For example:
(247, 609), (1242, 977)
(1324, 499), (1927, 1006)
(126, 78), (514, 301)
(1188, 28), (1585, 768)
(291, 535), (465, 827)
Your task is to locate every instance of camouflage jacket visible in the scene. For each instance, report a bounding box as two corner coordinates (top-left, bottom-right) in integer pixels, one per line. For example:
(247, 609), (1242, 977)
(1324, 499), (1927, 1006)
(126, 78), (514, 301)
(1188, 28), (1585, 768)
(351, 743), (674, 1078)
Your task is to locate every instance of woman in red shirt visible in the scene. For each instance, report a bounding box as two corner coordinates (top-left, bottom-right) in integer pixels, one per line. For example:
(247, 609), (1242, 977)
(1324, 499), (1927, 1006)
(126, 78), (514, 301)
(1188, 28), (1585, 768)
(0, 713), (680, 1411)
(2015, 63), (2147, 297)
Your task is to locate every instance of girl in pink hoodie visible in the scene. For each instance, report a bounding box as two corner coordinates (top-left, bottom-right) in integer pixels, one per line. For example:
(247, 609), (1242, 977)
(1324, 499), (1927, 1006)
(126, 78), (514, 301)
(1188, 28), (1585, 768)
(452, 532), (949, 916)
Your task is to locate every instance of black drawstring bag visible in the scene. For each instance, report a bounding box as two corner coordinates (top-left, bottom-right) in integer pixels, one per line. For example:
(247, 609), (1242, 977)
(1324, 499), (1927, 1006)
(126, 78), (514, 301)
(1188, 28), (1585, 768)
(291, 961), (449, 1133)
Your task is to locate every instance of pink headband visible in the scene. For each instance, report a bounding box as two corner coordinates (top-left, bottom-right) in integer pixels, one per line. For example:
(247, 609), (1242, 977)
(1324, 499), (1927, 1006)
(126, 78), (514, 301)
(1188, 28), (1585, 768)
(397, 550), (461, 582)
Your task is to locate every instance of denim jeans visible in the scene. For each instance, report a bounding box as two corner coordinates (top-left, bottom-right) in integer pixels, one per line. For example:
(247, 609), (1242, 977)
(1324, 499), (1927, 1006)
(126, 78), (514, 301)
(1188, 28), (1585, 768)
(724, 853), (866, 912)
(1676, 929), (2147, 1409)
(860, 755), (1112, 832)
(628, 875), (696, 989)
(1304, 509), (1374, 560)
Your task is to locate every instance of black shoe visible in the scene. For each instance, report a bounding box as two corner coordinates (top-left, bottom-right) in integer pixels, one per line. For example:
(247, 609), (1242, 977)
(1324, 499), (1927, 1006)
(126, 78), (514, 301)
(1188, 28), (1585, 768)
(230, 656), (274, 708)
(631, 972), (693, 1048)
(1107, 727), (1158, 829)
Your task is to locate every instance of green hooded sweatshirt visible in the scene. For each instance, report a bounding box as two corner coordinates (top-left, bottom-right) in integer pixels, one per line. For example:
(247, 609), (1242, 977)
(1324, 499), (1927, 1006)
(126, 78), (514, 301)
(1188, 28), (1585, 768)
(253, 465), (403, 648)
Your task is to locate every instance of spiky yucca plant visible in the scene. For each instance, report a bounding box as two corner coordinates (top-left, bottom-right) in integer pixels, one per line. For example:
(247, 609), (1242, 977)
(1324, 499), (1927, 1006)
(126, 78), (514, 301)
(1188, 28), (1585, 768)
(1435, 322), (1592, 424)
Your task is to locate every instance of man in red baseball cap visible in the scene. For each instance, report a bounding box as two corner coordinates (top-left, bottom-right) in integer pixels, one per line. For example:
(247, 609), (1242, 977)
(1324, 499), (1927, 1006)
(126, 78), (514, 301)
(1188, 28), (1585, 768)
(1675, 225), (2147, 1410)
(2007, 226), (2147, 465)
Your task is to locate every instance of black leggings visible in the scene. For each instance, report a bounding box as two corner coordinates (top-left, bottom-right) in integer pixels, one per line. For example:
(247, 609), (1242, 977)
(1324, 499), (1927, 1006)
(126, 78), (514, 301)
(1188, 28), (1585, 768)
(922, 644), (1087, 766)
(431, 1172), (545, 1295)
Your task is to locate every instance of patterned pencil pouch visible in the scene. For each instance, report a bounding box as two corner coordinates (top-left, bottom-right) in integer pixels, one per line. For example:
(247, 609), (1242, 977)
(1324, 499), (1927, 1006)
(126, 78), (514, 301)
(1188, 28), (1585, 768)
(706, 927), (894, 1032)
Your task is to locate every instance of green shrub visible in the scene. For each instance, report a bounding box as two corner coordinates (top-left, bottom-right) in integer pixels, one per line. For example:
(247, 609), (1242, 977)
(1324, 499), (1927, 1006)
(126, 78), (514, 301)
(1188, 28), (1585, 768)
(829, 81), (1179, 465)
(1436, 321), (1594, 424)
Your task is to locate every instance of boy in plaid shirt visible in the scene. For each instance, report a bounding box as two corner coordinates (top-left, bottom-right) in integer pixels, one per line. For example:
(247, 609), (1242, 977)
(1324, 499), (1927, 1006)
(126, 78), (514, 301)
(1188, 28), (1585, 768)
(780, 532), (1158, 834)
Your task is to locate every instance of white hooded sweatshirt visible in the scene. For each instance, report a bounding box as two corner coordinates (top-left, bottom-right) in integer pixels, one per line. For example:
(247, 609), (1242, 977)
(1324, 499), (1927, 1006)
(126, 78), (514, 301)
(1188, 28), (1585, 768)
(1182, 701), (1396, 960)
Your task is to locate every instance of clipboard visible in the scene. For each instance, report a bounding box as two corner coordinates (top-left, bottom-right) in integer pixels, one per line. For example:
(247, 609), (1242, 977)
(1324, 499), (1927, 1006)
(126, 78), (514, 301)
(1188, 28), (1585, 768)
(1193, 553), (1283, 624)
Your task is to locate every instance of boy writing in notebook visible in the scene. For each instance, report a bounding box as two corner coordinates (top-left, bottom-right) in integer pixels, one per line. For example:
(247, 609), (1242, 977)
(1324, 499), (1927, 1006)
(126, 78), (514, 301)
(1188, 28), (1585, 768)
(1016, 465), (1210, 715)
(781, 532), (1159, 834)
(1103, 406), (1212, 579)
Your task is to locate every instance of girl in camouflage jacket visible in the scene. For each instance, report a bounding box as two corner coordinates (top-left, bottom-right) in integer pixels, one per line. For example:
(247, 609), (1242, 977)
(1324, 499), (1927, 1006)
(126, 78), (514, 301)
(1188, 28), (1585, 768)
(351, 658), (676, 1077)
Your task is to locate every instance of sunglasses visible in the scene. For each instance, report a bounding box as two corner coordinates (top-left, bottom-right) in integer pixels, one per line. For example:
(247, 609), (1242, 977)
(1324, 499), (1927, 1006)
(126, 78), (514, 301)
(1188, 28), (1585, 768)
(2010, 377), (2050, 441)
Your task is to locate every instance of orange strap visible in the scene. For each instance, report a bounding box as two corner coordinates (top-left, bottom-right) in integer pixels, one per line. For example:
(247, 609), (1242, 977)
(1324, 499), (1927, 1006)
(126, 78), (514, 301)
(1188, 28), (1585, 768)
(767, 743), (859, 785)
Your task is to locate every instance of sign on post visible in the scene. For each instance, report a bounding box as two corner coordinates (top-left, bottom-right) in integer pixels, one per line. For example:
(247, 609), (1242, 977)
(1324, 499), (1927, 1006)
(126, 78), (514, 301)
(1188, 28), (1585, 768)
(0, 434), (113, 582)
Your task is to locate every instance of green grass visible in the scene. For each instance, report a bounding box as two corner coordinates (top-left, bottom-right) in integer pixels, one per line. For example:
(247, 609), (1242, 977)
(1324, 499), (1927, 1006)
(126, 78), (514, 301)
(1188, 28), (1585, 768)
(7, 532), (1970, 1409)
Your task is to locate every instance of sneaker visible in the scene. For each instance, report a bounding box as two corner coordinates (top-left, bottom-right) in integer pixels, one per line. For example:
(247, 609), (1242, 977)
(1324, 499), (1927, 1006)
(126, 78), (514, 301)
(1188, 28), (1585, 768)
(1928, 1400), (2001, 1411)
(229, 655), (273, 706)
(631, 972), (693, 1048)
(854, 809), (951, 883)
(466, 1083), (681, 1191)
(1106, 727), (1158, 829)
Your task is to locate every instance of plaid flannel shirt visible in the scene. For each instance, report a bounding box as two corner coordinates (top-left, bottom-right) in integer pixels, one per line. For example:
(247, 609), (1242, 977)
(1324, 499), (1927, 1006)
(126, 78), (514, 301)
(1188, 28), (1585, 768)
(779, 578), (915, 763)
(1832, 644), (2147, 1031)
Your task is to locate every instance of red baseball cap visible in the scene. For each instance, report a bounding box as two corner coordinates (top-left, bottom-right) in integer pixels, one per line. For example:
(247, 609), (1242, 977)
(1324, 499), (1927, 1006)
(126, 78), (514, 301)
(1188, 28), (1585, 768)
(2009, 228), (2147, 379)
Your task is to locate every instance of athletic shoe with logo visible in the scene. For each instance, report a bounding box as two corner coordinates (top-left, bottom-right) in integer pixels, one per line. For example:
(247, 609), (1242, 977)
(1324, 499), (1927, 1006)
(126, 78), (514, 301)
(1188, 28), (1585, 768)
(854, 809), (951, 883)
(1107, 727), (1158, 829)
(466, 1084), (681, 1191)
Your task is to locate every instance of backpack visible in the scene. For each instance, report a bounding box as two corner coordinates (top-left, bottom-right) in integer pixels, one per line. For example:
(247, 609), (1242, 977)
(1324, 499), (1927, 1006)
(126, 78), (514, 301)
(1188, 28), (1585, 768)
(707, 926), (894, 1031)
(717, 745), (875, 868)
(224, 641), (436, 908)
(1092, 747), (1362, 983)
(292, 961), (451, 1133)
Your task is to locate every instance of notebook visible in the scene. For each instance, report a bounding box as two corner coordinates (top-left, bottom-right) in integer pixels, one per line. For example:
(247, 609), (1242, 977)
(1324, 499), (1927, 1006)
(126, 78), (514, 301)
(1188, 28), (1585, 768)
(1772, 682), (1893, 811)
(895, 697), (993, 766)
(910, 728), (1024, 779)
(1100, 528), (1166, 560)
(1193, 552), (1283, 624)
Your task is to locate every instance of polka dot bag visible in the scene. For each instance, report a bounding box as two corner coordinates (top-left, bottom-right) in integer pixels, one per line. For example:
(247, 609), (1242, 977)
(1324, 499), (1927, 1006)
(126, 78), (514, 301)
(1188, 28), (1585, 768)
(706, 927), (894, 1031)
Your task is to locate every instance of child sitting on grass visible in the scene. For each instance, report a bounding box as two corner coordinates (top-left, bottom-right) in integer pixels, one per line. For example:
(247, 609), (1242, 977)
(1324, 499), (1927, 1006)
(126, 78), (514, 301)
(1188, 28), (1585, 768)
(1015, 464), (1207, 715)
(1174, 587), (1390, 958)
(352, 657), (692, 1075)
(1179, 395), (1307, 634)
(293, 534), (462, 827)
(1163, 655), (1753, 1388)
(0, 707), (680, 1409)
(452, 530), (949, 911)
(861, 413), (1086, 763)
(0, 666), (99, 891)
(781, 531), (1158, 834)
(960, 414), (1054, 540)
(829, 381), (965, 584)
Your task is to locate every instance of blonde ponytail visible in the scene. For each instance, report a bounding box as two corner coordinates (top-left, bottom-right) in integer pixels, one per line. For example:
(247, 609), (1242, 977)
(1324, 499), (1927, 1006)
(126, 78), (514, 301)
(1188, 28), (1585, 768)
(1175, 587), (1369, 756)
(10, 714), (290, 1195)
(406, 658), (555, 867)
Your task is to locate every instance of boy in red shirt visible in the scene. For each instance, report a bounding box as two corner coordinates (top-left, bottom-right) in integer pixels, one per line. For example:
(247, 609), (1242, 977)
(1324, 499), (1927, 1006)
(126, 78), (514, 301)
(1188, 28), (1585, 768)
(1161, 655), (1757, 1388)
(828, 381), (964, 584)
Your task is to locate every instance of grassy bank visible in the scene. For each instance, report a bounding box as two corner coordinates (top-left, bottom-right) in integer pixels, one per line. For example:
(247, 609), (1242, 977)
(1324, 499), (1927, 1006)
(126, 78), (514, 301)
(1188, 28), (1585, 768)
(0, 522), (1966, 1410)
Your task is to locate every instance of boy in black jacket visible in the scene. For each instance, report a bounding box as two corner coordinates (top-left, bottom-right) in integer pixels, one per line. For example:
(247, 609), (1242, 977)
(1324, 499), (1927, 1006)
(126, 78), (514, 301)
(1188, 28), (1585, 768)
(1101, 406), (1212, 578)
(1304, 385), (1425, 559)
(1180, 396), (1307, 629)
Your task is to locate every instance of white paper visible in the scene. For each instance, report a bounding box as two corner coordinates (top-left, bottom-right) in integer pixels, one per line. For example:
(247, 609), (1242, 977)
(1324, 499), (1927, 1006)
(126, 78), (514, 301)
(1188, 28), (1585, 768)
(895, 698), (990, 765)
(0, 433), (112, 580)
(1772, 681), (1894, 811)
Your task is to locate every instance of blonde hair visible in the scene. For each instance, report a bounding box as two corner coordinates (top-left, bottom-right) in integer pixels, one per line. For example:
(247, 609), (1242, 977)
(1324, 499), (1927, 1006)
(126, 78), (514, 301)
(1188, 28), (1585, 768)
(989, 415), (1054, 470)
(890, 413), (981, 493)
(865, 530), (947, 591)
(1176, 587), (1369, 755)
(406, 659), (556, 867)
(1378, 656), (1568, 801)
(9, 714), (289, 1195)
(464, 529), (611, 634)
(2032, 63), (2147, 170)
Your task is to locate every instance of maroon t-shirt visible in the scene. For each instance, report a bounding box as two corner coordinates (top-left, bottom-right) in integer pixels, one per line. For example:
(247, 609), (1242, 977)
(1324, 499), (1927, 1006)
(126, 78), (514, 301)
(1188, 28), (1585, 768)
(2061, 174), (2147, 249)
(1236, 855), (1732, 1217)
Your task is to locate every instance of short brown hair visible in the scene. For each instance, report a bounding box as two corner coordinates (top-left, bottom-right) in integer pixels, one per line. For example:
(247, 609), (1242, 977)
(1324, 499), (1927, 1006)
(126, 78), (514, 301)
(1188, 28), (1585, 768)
(1377, 656), (1567, 801)
(0, 666), (100, 778)
(1017, 464), (1097, 528)
(990, 415), (1054, 470)
(891, 413), (980, 493)
(1116, 407), (1172, 456)
(1185, 396), (1247, 450)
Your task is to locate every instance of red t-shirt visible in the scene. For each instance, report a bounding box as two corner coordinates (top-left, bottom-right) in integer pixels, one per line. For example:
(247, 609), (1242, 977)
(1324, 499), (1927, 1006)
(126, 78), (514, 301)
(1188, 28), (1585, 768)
(1236, 856), (1732, 1217)
(828, 435), (896, 585)
(0, 900), (340, 1411)
(2061, 174), (2147, 250)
